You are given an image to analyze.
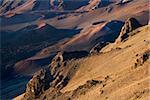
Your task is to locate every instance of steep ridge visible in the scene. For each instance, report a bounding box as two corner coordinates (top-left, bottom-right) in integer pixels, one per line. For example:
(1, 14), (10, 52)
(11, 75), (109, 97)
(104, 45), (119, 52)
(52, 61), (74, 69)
(61, 21), (150, 92)
(11, 0), (149, 80)
(1, 0), (149, 99)
(115, 17), (141, 43)
(14, 21), (150, 99)
(60, 25), (150, 100)
(15, 51), (88, 99)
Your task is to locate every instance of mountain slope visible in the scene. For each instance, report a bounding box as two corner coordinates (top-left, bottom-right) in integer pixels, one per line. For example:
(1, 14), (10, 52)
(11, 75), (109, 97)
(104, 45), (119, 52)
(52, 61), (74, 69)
(0, 0), (89, 17)
(14, 23), (150, 100)
(1, 0), (149, 99)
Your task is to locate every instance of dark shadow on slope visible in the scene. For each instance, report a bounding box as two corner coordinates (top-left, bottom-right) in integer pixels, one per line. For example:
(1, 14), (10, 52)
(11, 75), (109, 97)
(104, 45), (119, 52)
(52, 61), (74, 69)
(98, 0), (114, 8)
(32, 0), (50, 11)
(63, 0), (89, 10)
(2, 24), (81, 47)
(96, 20), (124, 42)
(92, 20), (124, 46)
(1, 13), (42, 26)
(62, 51), (89, 61)
(1, 24), (81, 80)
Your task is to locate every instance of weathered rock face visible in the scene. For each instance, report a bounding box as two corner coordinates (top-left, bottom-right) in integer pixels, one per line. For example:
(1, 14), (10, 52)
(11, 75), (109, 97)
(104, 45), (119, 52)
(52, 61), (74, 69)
(23, 51), (87, 99)
(24, 52), (65, 99)
(50, 52), (64, 76)
(49, 51), (88, 88)
(24, 69), (51, 99)
(115, 17), (141, 43)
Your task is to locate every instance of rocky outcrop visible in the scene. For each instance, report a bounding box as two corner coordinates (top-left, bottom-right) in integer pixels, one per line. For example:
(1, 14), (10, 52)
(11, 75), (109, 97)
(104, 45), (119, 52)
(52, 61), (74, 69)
(50, 52), (64, 76)
(50, 51), (88, 74)
(134, 50), (150, 68)
(23, 52), (65, 99)
(23, 51), (88, 99)
(115, 17), (141, 43)
(24, 69), (51, 99)
(71, 80), (102, 97)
